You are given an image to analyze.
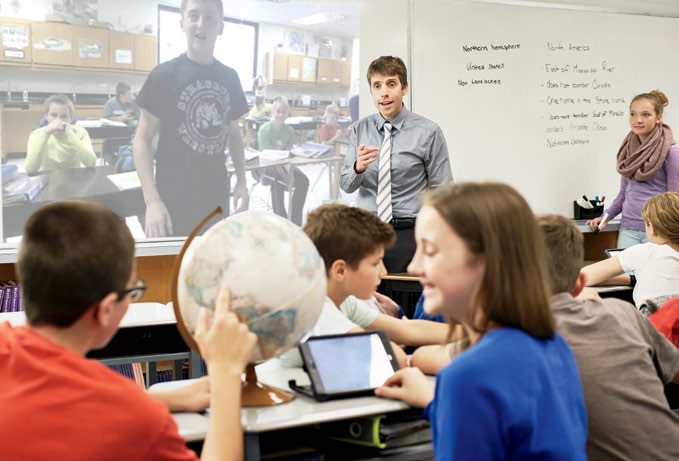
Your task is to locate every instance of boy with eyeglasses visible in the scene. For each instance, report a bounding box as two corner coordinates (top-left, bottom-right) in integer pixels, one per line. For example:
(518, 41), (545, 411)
(0, 200), (256, 460)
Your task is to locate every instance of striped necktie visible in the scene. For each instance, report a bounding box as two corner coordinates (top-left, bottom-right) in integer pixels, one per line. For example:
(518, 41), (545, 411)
(377, 122), (393, 223)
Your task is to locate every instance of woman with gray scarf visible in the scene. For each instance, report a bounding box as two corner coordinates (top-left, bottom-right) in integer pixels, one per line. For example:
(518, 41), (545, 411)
(588, 89), (679, 248)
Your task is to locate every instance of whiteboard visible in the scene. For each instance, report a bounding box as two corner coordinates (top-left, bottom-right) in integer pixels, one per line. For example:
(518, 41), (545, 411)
(411, 0), (679, 216)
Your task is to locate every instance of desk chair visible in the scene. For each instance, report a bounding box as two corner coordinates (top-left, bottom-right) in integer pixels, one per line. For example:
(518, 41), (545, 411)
(309, 140), (348, 193)
(252, 165), (308, 226)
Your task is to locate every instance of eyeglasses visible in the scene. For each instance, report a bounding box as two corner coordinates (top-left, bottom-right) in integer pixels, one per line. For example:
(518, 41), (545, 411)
(117, 278), (147, 302)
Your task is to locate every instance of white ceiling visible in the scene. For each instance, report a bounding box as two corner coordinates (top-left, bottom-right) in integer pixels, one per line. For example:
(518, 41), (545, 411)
(162, 0), (360, 38)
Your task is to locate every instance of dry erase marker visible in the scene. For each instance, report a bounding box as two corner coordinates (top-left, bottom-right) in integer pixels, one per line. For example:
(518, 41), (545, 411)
(595, 213), (609, 234)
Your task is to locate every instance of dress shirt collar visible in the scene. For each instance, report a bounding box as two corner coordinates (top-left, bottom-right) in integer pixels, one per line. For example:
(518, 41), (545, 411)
(377, 105), (409, 133)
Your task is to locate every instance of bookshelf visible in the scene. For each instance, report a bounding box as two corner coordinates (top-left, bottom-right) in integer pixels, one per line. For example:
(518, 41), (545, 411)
(0, 239), (201, 386)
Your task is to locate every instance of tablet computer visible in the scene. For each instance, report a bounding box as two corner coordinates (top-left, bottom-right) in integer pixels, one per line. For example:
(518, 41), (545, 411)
(604, 248), (624, 258)
(293, 330), (401, 402)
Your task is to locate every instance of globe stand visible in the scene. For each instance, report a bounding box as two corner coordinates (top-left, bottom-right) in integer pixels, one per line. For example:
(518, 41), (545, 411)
(242, 364), (294, 406)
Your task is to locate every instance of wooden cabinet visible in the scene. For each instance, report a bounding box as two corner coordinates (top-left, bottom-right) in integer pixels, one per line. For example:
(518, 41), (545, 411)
(32, 22), (73, 66)
(272, 52), (288, 81)
(340, 60), (351, 86)
(109, 31), (134, 71)
(271, 52), (322, 84)
(17, 20), (156, 73)
(316, 58), (332, 84)
(317, 58), (350, 86)
(0, 18), (32, 63)
(134, 34), (157, 72)
(0, 104), (43, 157)
(286, 54), (303, 82)
(301, 57), (316, 83)
(72, 25), (109, 68)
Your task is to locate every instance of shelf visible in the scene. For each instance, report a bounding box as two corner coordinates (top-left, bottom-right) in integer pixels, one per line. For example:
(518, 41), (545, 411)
(0, 238), (186, 264)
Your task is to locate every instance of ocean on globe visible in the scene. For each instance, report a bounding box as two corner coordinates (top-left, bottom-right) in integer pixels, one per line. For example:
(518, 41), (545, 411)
(176, 210), (326, 363)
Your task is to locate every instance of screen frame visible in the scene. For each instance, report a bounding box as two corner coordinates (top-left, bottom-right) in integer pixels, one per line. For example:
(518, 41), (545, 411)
(298, 330), (400, 401)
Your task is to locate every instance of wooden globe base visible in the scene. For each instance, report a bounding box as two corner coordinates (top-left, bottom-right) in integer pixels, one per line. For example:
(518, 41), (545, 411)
(242, 364), (294, 407)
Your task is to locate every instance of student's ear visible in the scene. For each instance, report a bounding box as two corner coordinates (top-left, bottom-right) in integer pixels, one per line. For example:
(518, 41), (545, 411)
(570, 272), (587, 298)
(329, 259), (348, 281)
(218, 21), (224, 36)
(401, 83), (409, 96)
(93, 292), (121, 328)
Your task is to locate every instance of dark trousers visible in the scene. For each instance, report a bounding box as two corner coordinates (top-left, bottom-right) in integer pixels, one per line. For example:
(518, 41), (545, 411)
(383, 226), (416, 273)
(380, 225), (419, 312)
(269, 166), (309, 226)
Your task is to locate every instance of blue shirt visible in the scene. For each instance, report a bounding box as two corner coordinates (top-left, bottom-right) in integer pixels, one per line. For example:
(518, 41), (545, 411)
(339, 106), (453, 218)
(424, 328), (587, 461)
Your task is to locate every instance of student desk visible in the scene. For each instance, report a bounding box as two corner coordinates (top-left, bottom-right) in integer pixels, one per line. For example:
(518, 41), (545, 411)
(243, 116), (352, 147)
(83, 124), (135, 140)
(151, 360), (432, 460)
(0, 303), (201, 384)
(225, 152), (345, 216)
(2, 165), (143, 238)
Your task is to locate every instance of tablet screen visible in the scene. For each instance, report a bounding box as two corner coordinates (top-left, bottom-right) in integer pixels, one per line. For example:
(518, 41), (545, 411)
(302, 331), (399, 395)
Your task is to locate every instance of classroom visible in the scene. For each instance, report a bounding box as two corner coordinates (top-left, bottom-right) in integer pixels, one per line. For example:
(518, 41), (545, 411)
(0, 0), (678, 460)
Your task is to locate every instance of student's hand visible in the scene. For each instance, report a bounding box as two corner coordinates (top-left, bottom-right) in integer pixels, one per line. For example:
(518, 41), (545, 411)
(148, 376), (210, 412)
(232, 180), (250, 213)
(44, 118), (68, 136)
(144, 200), (173, 237)
(194, 284), (257, 376)
(587, 215), (607, 231)
(374, 292), (401, 317)
(354, 144), (380, 173)
(576, 287), (602, 301)
(375, 368), (434, 408)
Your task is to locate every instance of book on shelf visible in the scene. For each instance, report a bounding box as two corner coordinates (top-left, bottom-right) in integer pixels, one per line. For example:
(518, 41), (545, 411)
(3, 174), (48, 204)
(107, 363), (146, 389)
(0, 281), (21, 313)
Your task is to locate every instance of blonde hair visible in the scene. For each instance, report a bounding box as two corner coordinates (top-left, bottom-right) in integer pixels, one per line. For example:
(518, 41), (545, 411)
(323, 103), (340, 119)
(642, 192), (679, 244)
(631, 89), (669, 116)
(43, 94), (75, 120)
(423, 182), (555, 339)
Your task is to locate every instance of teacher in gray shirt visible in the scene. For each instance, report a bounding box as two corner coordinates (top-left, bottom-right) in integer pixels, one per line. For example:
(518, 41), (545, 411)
(340, 56), (453, 273)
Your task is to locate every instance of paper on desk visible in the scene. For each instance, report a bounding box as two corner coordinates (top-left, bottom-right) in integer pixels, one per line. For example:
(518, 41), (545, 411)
(259, 149), (290, 162)
(108, 171), (141, 190)
(285, 116), (313, 124)
(76, 118), (127, 128)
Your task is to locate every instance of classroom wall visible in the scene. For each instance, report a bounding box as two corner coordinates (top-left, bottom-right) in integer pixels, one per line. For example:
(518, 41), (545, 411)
(1, 0), (354, 101)
(357, 0), (679, 216)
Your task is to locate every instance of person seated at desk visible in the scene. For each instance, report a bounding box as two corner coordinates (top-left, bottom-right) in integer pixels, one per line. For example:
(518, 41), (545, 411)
(0, 200), (256, 460)
(102, 82), (139, 165)
(277, 203), (453, 368)
(104, 82), (140, 126)
(538, 213), (679, 460)
(375, 182), (587, 461)
(581, 192), (679, 311)
(257, 97), (309, 226)
(319, 103), (348, 146)
(248, 95), (272, 119)
(25, 94), (97, 174)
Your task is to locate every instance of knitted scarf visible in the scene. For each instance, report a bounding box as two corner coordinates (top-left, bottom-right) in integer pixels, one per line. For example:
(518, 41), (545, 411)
(616, 123), (674, 181)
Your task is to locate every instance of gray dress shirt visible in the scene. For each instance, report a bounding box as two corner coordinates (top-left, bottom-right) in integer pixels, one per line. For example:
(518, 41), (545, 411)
(339, 106), (453, 218)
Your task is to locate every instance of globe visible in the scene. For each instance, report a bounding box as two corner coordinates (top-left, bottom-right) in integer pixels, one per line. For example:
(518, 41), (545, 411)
(174, 210), (326, 364)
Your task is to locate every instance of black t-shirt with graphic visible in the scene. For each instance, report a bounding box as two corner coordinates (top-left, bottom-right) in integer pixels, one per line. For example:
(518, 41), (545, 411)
(137, 53), (248, 235)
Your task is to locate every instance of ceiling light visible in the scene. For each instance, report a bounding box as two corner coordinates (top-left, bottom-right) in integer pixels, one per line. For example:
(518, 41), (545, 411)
(293, 12), (352, 26)
(293, 12), (328, 26)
